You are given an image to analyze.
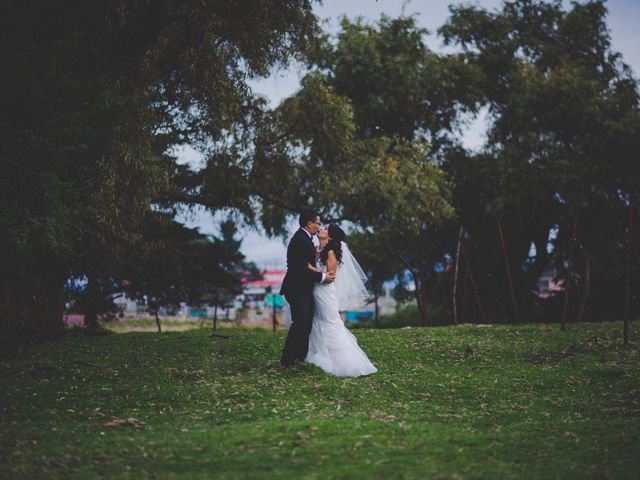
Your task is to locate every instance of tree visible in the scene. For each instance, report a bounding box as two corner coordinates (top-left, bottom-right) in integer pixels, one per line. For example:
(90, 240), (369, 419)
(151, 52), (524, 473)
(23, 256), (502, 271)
(248, 16), (472, 324)
(0, 1), (320, 340)
(123, 216), (249, 332)
(328, 16), (482, 148)
(315, 16), (481, 325)
(249, 72), (455, 325)
(440, 0), (640, 322)
(348, 233), (402, 327)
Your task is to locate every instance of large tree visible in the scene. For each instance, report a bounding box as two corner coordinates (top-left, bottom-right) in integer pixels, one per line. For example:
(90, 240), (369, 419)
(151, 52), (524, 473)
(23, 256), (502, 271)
(247, 16), (473, 325)
(123, 216), (249, 332)
(0, 0), (320, 340)
(440, 0), (640, 322)
(249, 5), (639, 326)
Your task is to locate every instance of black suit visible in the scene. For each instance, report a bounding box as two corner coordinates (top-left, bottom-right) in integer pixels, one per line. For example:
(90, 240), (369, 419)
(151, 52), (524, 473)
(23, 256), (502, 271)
(280, 228), (323, 366)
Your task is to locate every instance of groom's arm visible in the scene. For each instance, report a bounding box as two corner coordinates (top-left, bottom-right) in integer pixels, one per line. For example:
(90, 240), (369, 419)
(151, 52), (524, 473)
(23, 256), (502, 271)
(289, 238), (323, 283)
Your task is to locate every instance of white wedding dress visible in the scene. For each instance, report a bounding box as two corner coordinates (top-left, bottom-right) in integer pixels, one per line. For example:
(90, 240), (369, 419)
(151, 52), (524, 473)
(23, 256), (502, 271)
(305, 257), (377, 378)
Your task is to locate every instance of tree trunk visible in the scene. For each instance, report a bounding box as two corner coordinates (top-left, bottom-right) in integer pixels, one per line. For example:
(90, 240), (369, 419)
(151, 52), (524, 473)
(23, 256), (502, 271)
(155, 308), (162, 333)
(1, 276), (65, 342)
(460, 240), (485, 323)
(497, 219), (520, 323)
(271, 296), (277, 332)
(452, 226), (464, 325)
(84, 274), (99, 329)
(399, 259), (428, 327)
(577, 258), (591, 323)
(461, 267), (470, 323)
(213, 304), (218, 331)
(561, 218), (578, 331)
(624, 201), (634, 345)
(417, 275), (429, 326)
(416, 289), (428, 326)
(532, 236), (550, 279)
(411, 270), (428, 327)
(374, 288), (380, 329)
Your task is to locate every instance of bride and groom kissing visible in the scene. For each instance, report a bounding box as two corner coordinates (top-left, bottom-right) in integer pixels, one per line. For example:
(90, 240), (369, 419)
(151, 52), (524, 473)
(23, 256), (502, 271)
(279, 210), (377, 377)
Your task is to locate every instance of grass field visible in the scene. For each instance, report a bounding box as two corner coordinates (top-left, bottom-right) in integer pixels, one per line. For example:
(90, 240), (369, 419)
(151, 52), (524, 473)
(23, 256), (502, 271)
(1, 322), (639, 479)
(103, 317), (213, 334)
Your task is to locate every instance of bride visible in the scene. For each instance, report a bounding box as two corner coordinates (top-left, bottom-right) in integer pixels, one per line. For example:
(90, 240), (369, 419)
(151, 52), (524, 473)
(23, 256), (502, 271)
(303, 224), (377, 377)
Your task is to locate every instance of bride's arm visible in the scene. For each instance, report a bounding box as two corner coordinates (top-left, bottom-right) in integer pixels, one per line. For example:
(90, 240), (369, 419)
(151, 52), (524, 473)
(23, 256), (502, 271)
(307, 263), (321, 272)
(327, 250), (338, 276)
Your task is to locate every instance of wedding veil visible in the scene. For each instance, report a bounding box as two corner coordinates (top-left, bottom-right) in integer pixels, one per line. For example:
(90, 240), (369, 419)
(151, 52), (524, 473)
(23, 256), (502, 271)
(335, 241), (370, 311)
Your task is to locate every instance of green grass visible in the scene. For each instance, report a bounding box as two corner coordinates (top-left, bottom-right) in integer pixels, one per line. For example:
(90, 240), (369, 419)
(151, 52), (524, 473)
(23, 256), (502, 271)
(102, 317), (211, 333)
(1, 322), (639, 479)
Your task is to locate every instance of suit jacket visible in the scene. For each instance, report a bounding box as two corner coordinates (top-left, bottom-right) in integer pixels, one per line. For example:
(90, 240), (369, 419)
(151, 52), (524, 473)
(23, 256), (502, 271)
(280, 228), (323, 297)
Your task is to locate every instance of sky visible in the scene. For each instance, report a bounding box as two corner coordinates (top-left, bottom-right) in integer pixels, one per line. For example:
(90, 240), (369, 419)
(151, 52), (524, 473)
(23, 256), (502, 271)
(177, 0), (640, 269)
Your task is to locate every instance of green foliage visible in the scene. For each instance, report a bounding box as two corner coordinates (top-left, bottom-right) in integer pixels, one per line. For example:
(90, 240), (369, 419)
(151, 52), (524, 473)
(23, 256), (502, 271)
(0, 1), (320, 339)
(250, 74), (455, 233)
(1, 323), (639, 478)
(437, 0), (640, 322)
(348, 232), (402, 325)
(124, 216), (251, 316)
(3, 0), (639, 340)
(65, 276), (122, 327)
(319, 16), (472, 325)
(329, 15), (482, 145)
(250, 16), (463, 325)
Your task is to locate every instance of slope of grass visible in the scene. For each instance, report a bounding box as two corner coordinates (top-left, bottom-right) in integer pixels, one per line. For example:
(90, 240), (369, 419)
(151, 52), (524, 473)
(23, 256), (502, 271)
(1, 322), (639, 479)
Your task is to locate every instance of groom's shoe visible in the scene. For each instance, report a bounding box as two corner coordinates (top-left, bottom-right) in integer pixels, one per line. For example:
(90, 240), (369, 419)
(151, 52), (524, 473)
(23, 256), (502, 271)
(280, 359), (297, 368)
(281, 358), (303, 368)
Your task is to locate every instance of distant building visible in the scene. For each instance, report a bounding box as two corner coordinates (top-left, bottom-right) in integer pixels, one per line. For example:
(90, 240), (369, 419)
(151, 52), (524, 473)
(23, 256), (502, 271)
(240, 269), (397, 325)
(111, 292), (137, 315)
(243, 270), (286, 296)
(535, 267), (565, 299)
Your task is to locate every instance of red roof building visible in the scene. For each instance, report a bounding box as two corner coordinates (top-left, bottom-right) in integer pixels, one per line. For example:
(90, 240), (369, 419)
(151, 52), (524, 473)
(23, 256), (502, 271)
(243, 270), (286, 295)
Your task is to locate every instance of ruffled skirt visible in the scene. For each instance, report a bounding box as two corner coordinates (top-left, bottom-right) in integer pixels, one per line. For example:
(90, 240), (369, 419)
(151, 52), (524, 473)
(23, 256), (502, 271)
(306, 283), (377, 377)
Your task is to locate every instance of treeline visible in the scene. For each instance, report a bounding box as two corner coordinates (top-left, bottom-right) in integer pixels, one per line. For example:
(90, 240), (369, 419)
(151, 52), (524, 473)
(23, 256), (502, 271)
(257, 1), (640, 330)
(1, 1), (638, 341)
(0, 0), (319, 341)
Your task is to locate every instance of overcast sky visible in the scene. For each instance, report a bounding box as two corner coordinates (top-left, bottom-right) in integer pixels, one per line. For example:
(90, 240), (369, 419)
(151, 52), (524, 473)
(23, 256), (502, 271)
(177, 0), (640, 268)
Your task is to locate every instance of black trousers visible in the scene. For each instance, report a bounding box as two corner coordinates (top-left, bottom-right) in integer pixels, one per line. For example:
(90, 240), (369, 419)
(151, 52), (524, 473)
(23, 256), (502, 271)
(280, 292), (314, 366)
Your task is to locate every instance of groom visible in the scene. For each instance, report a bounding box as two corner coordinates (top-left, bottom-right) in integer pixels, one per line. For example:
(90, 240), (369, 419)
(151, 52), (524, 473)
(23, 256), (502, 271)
(280, 210), (335, 367)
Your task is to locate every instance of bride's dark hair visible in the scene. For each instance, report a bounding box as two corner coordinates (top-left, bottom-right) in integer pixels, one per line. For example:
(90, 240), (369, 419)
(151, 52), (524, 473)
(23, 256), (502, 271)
(320, 224), (345, 266)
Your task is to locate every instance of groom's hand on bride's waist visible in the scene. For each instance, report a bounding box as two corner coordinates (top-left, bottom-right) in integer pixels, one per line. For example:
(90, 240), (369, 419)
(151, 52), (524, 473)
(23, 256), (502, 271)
(324, 271), (336, 284)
